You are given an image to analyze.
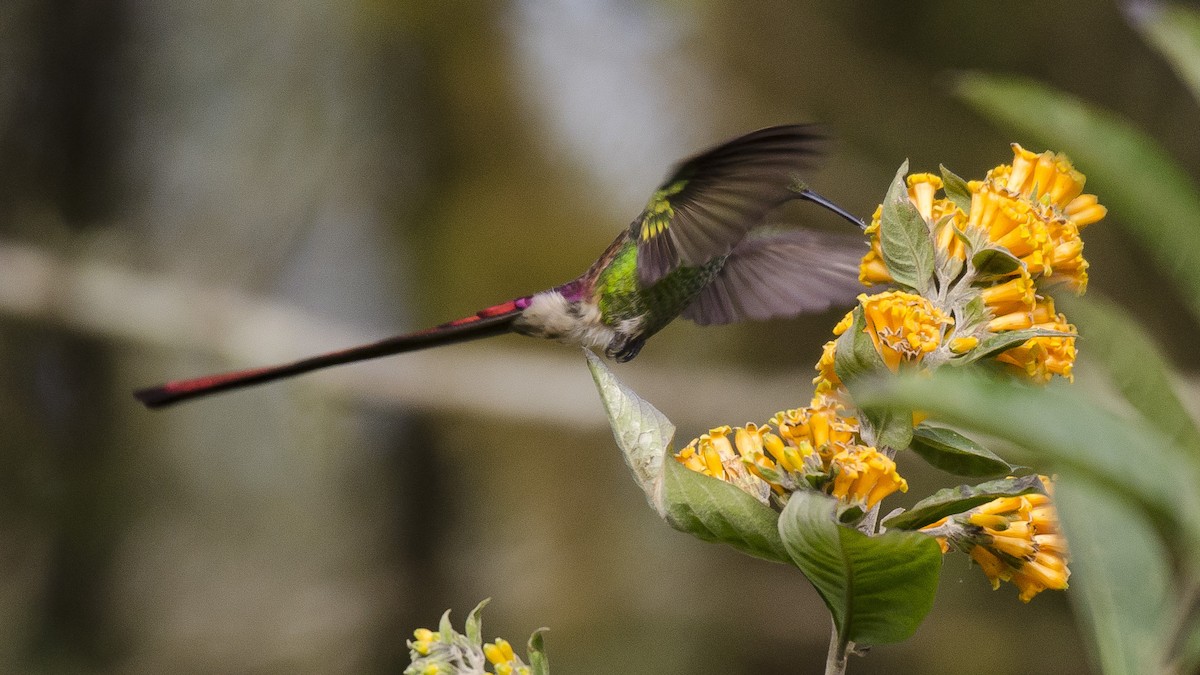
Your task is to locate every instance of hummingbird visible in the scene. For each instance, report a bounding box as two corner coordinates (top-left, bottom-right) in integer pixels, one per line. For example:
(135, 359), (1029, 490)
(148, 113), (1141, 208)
(135, 124), (867, 409)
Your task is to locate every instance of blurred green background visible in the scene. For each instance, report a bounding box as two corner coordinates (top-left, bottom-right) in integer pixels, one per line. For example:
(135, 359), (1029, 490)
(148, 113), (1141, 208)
(1, 1), (1195, 673)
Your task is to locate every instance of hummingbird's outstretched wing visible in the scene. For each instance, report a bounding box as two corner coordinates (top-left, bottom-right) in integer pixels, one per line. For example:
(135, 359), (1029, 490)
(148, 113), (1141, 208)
(680, 229), (865, 326)
(634, 124), (824, 285)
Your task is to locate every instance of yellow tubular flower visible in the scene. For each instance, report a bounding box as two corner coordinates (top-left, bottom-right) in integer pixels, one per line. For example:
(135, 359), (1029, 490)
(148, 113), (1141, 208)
(949, 335), (979, 353)
(859, 207), (894, 286)
(980, 271), (1036, 309)
(772, 395), (860, 465)
(1065, 193), (1106, 228)
(967, 184), (1053, 273)
(485, 638), (531, 675)
(932, 201), (969, 261)
(674, 425), (772, 503)
(411, 629), (437, 656)
(735, 424), (787, 493)
(484, 639), (516, 665)
(828, 446), (908, 508)
(958, 476), (1070, 602)
(907, 173), (943, 220)
(1002, 144), (1086, 209)
(812, 339), (842, 396)
(859, 291), (953, 371)
(995, 311), (1077, 383)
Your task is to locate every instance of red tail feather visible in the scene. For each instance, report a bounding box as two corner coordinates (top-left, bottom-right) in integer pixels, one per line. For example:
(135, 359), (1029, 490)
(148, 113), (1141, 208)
(134, 298), (530, 408)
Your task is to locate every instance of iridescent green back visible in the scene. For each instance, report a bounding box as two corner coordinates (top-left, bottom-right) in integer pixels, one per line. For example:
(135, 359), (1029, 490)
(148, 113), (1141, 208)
(596, 237), (724, 339)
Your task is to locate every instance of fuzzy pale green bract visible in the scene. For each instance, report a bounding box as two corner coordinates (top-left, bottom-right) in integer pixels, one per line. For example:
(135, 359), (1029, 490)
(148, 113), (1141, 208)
(403, 600), (546, 675)
(584, 349), (671, 517)
(586, 350), (791, 563)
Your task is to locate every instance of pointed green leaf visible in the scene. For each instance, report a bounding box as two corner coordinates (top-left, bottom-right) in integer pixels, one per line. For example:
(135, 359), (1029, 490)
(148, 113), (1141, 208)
(1053, 477), (1173, 675)
(939, 164), (972, 213)
(1129, 1), (1200, 105)
(955, 327), (1075, 364)
(909, 424), (1016, 477)
(1058, 293), (1200, 459)
(864, 406), (914, 451)
(970, 246), (1023, 277)
(954, 73), (1200, 324)
(586, 350), (672, 516)
(779, 491), (942, 647)
(466, 599), (490, 644)
(959, 295), (989, 331)
(935, 242), (965, 285)
(437, 609), (455, 640)
(857, 371), (1200, 555)
(882, 475), (1045, 531)
(833, 306), (880, 383)
(879, 161), (936, 292)
(528, 629), (549, 675)
(661, 458), (789, 564)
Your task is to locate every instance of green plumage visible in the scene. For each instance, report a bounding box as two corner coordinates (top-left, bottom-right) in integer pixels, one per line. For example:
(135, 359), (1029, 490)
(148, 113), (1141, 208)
(596, 236), (725, 339)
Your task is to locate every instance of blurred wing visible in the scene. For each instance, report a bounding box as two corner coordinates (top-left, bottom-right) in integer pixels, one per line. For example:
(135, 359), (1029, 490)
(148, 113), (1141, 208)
(635, 124), (824, 285)
(681, 229), (865, 326)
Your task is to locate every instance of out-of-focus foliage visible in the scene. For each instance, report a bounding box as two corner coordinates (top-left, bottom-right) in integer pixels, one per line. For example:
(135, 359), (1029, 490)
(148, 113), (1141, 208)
(939, 5), (1200, 672)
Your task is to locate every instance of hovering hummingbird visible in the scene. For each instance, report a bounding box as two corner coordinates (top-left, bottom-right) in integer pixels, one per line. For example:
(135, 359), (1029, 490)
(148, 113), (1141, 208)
(135, 124), (867, 409)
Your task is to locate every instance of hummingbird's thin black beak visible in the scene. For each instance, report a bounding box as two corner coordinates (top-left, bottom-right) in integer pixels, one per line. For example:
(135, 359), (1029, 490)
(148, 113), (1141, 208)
(794, 187), (867, 230)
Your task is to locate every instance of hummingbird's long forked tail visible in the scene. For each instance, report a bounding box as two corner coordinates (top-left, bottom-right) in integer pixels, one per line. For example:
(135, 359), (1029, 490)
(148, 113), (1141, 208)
(133, 298), (532, 409)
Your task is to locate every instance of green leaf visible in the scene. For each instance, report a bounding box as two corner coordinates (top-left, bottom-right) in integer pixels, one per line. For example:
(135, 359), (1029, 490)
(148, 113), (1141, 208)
(954, 73), (1200, 324)
(857, 371), (1200, 555)
(909, 424), (1016, 477)
(437, 609), (455, 641)
(959, 295), (988, 331)
(528, 629), (549, 675)
(879, 161), (937, 292)
(955, 327), (1074, 364)
(939, 164), (972, 213)
(661, 458), (790, 564)
(833, 306), (880, 384)
(1129, 1), (1200, 105)
(466, 599), (490, 644)
(1054, 477), (1173, 675)
(864, 406), (914, 451)
(881, 475), (1044, 531)
(586, 350), (672, 516)
(1059, 293), (1200, 459)
(779, 491), (942, 647)
(970, 246), (1023, 277)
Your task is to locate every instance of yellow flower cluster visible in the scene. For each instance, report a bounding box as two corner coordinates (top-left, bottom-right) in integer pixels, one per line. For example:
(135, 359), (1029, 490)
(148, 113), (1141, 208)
(858, 146), (1102, 383)
(485, 638), (532, 675)
(812, 290), (952, 397)
(675, 395), (908, 509)
(407, 625), (532, 675)
(922, 477), (1069, 603)
(861, 291), (954, 372)
(410, 628), (439, 658)
(828, 445), (909, 509)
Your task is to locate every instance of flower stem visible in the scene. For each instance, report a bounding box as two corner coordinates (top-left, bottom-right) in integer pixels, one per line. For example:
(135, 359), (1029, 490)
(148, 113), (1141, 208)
(824, 617), (848, 675)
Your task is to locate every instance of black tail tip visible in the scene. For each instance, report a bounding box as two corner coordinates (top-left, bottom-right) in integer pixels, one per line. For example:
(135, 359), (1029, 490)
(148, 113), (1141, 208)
(133, 387), (174, 409)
